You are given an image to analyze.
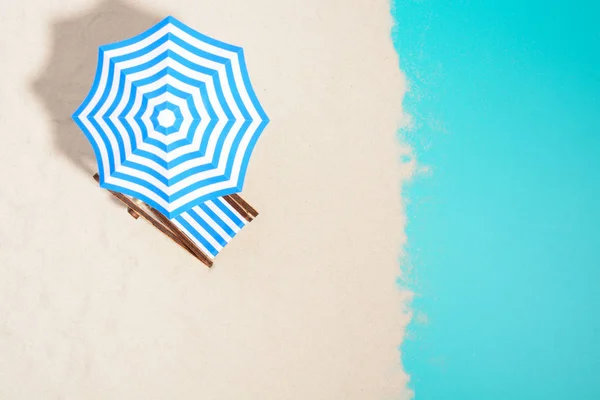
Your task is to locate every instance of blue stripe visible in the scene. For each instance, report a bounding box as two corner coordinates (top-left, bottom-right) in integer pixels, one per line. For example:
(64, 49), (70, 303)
(150, 101), (184, 134)
(174, 214), (218, 257)
(198, 203), (237, 238)
(187, 208), (228, 247)
(212, 198), (245, 229)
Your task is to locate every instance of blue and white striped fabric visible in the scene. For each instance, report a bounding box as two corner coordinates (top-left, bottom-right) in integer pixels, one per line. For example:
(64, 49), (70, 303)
(73, 16), (269, 219)
(174, 197), (248, 259)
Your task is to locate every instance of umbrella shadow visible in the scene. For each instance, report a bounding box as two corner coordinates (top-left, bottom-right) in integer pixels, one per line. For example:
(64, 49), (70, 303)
(31, 0), (162, 178)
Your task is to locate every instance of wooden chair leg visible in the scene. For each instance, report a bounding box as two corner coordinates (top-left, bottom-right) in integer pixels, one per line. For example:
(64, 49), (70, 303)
(127, 207), (140, 219)
(223, 194), (259, 222)
(229, 193), (259, 219)
(147, 206), (214, 267)
(93, 174), (213, 267)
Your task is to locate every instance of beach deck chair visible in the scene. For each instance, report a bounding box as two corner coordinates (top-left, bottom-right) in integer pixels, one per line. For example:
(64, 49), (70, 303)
(93, 174), (257, 267)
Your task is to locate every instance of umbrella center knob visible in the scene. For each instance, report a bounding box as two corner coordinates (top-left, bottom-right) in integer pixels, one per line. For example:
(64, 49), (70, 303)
(157, 109), (177, 128)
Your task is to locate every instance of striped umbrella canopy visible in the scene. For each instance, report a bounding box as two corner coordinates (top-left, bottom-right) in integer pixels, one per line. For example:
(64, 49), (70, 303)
(73, 16), (269, 218)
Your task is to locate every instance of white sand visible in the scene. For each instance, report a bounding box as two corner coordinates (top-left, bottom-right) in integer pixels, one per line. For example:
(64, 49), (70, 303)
(0, 0), (413, 398)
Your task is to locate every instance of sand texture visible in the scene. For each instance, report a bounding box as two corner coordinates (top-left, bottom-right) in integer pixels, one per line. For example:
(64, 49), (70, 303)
(0, 0), (412, 398)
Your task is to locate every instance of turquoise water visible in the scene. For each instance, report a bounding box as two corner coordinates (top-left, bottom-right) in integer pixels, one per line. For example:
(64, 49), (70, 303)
(392, 1), (600, 398)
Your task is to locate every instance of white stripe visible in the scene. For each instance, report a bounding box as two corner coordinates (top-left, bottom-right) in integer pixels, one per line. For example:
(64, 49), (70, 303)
(206, 200), (242, 233)
(180, 213), (222, 252)
(192, 206), (232, 242)
(142, 93), (192, 144)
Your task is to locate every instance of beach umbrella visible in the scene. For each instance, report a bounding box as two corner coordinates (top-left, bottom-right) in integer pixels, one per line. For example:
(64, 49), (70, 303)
(73, 16), (269, 219)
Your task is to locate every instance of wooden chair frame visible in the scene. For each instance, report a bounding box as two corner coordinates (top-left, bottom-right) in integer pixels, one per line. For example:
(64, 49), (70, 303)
(93, 173), (258, 267)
